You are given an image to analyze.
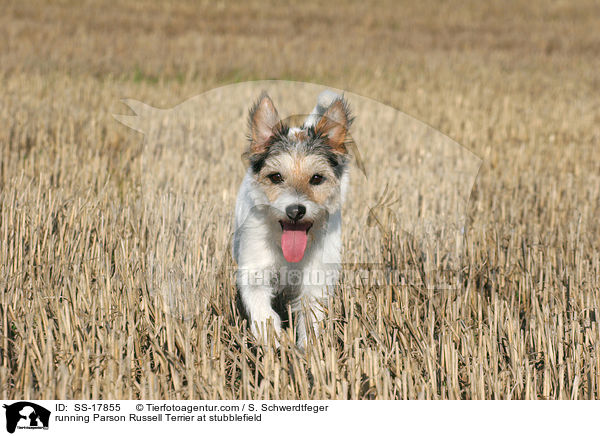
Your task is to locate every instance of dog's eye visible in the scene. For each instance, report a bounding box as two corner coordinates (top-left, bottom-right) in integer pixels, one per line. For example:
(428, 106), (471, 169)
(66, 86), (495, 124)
(267, 173), (284, 184)
(309, 174), (325, 185)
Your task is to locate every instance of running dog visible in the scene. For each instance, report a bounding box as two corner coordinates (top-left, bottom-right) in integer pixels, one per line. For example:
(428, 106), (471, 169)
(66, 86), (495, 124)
(233, 90), (352, 347)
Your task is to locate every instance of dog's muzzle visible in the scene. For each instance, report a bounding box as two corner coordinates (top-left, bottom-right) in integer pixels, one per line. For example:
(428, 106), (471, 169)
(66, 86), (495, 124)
(285, 204), (306, 222)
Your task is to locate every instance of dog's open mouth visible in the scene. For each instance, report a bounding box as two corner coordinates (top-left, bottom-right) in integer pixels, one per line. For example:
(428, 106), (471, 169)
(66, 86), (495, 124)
(279, 221), (312, 263)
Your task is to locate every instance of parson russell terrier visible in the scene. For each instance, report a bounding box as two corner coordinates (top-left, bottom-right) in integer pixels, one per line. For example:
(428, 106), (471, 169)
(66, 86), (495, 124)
(233, 90), (353, 347)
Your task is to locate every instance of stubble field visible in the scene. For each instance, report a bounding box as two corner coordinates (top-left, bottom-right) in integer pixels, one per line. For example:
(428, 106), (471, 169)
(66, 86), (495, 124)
(1, 0), (599, 399)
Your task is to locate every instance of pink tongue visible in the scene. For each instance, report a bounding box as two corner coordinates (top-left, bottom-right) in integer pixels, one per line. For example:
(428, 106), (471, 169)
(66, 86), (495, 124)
(281, 225), (308, 263)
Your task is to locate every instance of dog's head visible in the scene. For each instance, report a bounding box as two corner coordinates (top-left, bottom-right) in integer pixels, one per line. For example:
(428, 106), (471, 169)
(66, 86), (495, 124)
(244, 92), (353, 263)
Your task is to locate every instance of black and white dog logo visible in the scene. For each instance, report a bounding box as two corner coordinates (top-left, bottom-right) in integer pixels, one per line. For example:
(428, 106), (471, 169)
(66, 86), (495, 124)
(2, 402), (50, 433)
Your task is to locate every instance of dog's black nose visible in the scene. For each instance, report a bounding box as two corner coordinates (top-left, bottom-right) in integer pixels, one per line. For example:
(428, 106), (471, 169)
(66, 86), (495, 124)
(285, 204), (306, 221)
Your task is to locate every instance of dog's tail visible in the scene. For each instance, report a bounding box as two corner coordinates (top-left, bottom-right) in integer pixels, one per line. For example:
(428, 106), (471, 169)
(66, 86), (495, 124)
(304, 90), (341, 127)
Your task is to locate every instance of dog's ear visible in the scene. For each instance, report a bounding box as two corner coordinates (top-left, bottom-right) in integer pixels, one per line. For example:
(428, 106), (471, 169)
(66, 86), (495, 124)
(248, 92), (280, 154)
(315, 97), (352, 154)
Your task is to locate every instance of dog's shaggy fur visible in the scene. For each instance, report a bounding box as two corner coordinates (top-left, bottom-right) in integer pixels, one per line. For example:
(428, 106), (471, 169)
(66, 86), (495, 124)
(233, 90), (353, 347)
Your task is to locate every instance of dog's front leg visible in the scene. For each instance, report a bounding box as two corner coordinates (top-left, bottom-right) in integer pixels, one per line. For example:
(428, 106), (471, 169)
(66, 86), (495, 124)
(239, 284), (281, 345)
(296, 295), (327, 349)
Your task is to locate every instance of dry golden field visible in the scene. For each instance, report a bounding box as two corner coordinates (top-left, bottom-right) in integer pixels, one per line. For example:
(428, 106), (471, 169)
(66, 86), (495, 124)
(1, 0), (600, 400)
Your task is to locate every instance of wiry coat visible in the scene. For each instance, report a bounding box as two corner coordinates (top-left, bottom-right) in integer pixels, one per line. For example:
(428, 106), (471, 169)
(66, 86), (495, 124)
(233, 90), (352, 347)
